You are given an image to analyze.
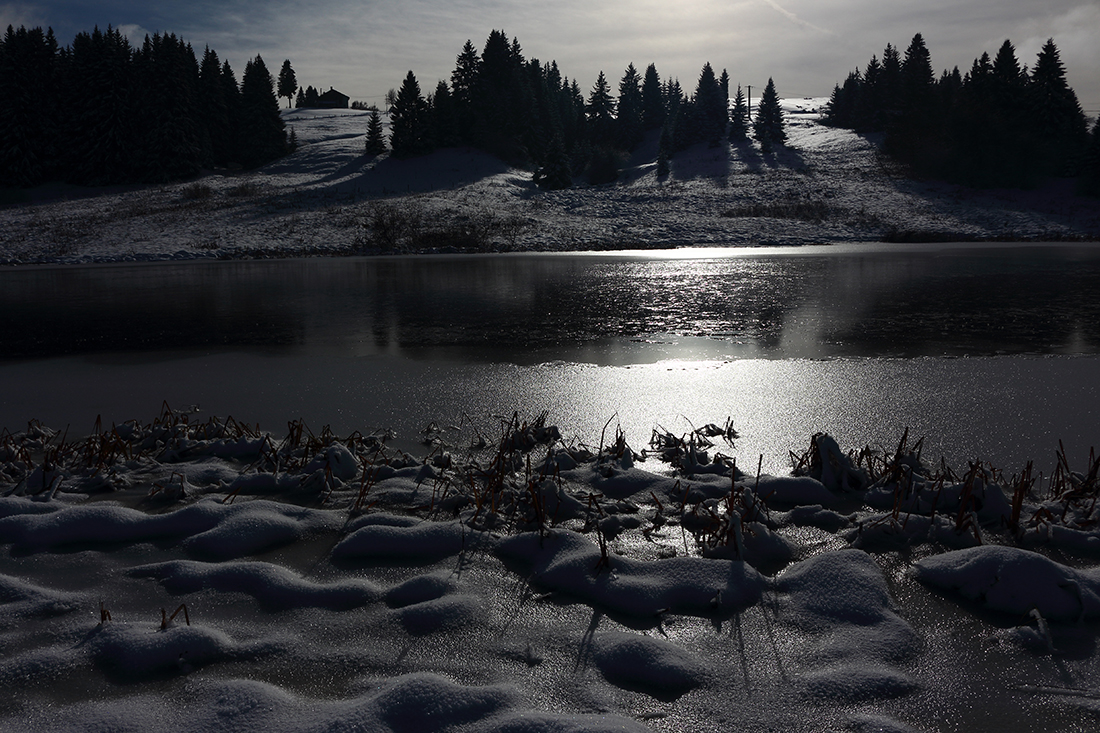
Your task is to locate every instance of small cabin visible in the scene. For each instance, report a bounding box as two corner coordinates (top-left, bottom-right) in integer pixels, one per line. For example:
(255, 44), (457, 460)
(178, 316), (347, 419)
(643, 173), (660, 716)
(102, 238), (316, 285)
(316, 87), (350, 109)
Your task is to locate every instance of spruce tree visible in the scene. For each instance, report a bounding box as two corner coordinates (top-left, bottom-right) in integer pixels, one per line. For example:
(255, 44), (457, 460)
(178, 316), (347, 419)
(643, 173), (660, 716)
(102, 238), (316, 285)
(277, 59), (297, 108)
(641, 63), (665, 130)
(1029, 38), (1088, 175)
(450, 39), (480, 142)
(0, 25), (60, 186)
(64, 26), (137, 184)
(389, 70), (428, 157)
(615, 63), (643, 151)
(219, 60), (243, 166)
(752, 77), (785, 153)
(728, 84), (749, 142)
(533, 134), (571, 189)
(364, 108), (387, 155)
(429, 79), (460, 148)
(238, 54), (287, 168)
(692, 62), (726, 147)
(586, 70), (615, 146)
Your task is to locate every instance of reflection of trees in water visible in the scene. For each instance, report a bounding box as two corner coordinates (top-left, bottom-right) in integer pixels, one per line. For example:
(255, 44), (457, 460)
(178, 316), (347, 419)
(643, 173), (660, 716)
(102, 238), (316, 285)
(0, 263), (306, 358)
(3, 249), (1098, 361)
(814, 252), (1100, 356)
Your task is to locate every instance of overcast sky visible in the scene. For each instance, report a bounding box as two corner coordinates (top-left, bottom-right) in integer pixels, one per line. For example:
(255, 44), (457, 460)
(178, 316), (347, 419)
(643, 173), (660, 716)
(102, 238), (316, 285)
(5, 0), (1098, 114)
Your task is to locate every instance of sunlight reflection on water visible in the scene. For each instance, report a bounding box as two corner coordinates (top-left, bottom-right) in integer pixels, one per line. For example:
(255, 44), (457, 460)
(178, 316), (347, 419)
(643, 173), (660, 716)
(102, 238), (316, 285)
(2, 351), (1094, 476)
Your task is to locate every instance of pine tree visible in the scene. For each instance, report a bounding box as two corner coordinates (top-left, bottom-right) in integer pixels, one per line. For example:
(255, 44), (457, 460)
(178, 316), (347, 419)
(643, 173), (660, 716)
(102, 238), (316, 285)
(692, 62), (726, 147)
(533, 134), (571, 189)
(641, 63), (665, 130)
(615, 63), (643, 151)
(0, 25), (60, 186)
(586, 70), (615, 146)
(728, 84), (749, 142)
(219, 59), (243, 166)
(429, 79), (460, 148)
(752, 77), (785, 153)
(132, 32), (204, 182)
(1029, 38), (1088, 175)
(364, 108), (387, 155)
(238, 54), (287, 168)
(451, 39), (480, 142)
(389, 70), (428, 157)
(197, 47), (232, 167)
(64, 25), (138, 184)
(277, 59), (297, 108)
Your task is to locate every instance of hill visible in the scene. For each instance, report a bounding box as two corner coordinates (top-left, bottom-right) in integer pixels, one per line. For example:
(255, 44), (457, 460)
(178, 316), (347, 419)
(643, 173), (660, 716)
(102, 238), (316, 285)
(1, 100), (1097, 265)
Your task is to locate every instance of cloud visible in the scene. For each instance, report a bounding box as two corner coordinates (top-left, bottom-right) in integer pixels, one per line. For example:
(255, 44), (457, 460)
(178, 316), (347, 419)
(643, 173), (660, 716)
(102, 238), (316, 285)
(0, 2), (43, 29)
(117, 23), (152, 43)
(759, 0), (834, 35)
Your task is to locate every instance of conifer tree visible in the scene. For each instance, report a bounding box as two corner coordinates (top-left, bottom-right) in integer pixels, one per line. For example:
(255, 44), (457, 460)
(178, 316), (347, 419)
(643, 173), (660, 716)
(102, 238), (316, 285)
(364, 108), (387, 155)
(238, 54), (287, 168)
(219, 59), (243, 165)
(389, 70), (428, 157)
(728, 84), (749, 142)
(615, 63), (643, 151)
(294, 87), (305, 108)
(64, 25), (138, 184)
(1029, 38), (1088, 175)
(277, 59), (297, 108)
(640, 63), (665, 130)
(132, 32), (204, 182)
(197, 47), (232, 167)
(692, 62), (726, 146)
(752, 77), (785, 152)
(0, 25), (60, 186)
(533, 134), (571, 189)
(451, 39), (480, 142)
(429, 79), (460, 148)
(586, 70), (615, 146)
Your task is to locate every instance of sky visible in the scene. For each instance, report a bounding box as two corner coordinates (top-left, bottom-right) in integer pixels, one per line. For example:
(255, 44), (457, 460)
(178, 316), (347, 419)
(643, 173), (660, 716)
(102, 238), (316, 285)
(4, 0), (1098, 115)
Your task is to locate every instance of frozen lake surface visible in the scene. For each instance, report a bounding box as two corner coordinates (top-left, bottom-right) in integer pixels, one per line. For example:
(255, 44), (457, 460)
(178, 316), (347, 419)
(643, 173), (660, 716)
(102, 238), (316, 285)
(2, 242), (1098, 471)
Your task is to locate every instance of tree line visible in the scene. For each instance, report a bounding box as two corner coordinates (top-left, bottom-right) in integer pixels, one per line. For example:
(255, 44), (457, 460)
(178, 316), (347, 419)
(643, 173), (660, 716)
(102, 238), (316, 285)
(824, 33), (1099, 192)
(0, 24), (289, 187)
(380, 30), (787, 188)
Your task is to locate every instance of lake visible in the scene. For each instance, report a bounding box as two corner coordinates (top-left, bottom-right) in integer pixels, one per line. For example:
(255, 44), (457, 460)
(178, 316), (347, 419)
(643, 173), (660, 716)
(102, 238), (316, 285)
(2, 242), (1098, 474)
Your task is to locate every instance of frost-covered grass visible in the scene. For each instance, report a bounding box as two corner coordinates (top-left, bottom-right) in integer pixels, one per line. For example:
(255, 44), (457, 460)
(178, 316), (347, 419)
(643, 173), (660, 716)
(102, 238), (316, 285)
(3, 405), (1100, 731)
(1, 102), (1097, 266)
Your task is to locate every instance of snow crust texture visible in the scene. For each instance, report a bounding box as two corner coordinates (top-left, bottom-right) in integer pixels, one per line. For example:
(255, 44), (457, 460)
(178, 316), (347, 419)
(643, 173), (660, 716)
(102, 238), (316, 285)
(3, 411), (1100, 732)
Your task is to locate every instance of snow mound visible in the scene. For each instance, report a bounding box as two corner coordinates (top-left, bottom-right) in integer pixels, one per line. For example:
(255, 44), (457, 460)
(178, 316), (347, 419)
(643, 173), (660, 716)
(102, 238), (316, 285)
(591, 631), (706, 699)
(394, 594), (483, 636)
(0, 572), (85, 620)
(332, 516), (483, 562)
(89, 621), (282, 678)
(754, 475), (837, 507)
(776, 550), (899, 630)
(0, 498), (334, 554)
(130, 560), (382, 610)
(384, 572), (456, 607)
(800, 663), (918, 702)
(181, 502), (337, 559)
(497, 529), (764, 617)
(913, 545), (1100, 621)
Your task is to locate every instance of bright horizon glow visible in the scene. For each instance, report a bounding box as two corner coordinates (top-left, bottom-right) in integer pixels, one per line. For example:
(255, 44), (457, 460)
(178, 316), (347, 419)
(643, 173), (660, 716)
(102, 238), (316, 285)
(3, 1), (1098, 115)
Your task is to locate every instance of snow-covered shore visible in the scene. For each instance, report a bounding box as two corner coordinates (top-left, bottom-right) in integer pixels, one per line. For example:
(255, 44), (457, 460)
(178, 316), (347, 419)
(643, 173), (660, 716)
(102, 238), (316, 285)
(1, 100), (1097, 266)
(3, 408), (1100, 731)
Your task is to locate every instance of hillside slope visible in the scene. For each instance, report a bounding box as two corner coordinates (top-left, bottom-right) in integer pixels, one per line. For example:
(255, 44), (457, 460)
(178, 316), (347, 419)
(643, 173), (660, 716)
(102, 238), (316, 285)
(1, 101), (1097, 265)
